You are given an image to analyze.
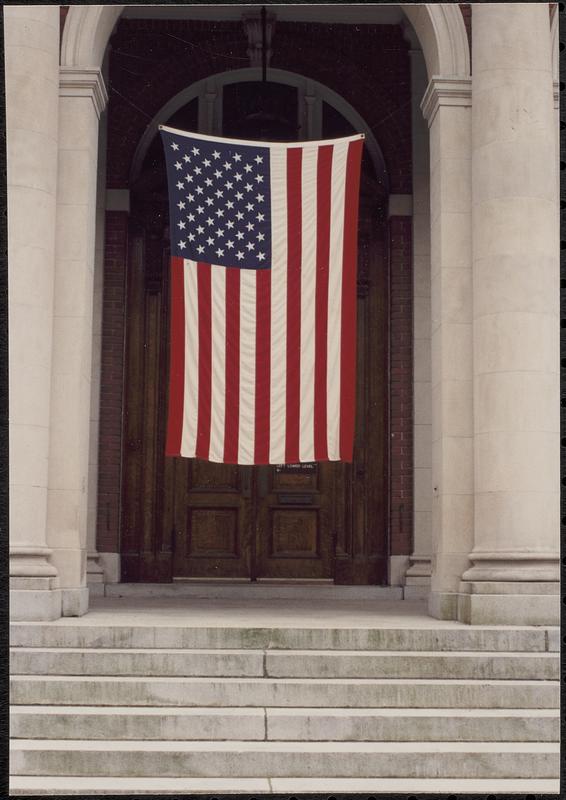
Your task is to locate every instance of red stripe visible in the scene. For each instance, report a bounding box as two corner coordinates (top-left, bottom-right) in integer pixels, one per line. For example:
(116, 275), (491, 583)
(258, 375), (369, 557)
(165, 256), (185, 456)
(223, 267), (240, 463)
(254, 269), (271, 464)
(285, 148), (302, 464)
(313, 145), (333, 461)
(195, 262), (212, 460)
(339, 139), (363, 461)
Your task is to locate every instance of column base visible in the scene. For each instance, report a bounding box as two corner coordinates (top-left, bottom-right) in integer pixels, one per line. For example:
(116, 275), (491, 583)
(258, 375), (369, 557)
(10, 585), (62, 621)
(61, 586), (89, 617)
(404, 556), (431, 600)
(428, 591), (458, 620)
(457, 581), (560, 625)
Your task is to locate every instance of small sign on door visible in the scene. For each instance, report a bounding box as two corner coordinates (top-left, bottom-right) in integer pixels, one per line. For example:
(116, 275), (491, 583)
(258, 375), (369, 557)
(275, 462), (317, 474)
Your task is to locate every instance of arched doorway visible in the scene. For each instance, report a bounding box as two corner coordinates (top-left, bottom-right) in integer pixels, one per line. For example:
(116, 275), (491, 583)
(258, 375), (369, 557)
(120, 76), (389, 584)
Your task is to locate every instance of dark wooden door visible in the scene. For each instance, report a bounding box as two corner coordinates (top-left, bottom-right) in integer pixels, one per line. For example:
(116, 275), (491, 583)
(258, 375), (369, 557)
(121, 191), (388, 584)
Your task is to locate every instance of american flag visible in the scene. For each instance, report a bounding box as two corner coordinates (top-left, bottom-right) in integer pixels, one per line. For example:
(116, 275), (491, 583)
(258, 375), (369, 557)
(160, 125), (363, 464)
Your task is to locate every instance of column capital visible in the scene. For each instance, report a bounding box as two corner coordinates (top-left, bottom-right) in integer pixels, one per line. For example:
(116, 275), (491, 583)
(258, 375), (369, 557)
(59, 66), (108, 119)
(421, 77), (472, 127)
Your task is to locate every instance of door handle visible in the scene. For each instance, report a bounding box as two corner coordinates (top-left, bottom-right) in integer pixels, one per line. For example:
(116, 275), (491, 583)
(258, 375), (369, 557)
(257, 466), (269, 498)
(241, 467), (252, 498)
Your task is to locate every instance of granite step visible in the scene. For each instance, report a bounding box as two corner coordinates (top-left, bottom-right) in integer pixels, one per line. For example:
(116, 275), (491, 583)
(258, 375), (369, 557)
(10, 705), (559, 743)
(10, 739), (559, 779)
(10, 675), (559, 709)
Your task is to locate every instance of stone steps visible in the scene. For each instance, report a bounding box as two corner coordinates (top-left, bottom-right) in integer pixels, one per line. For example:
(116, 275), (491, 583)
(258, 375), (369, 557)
(10, 647), (558, 679)
(10, 618), (559, 789)
(10, 622), (558, 651)
(10, 705), (559, 743)
(10, 674), (559, 708)
(9, 776), (561, 795)
(10, 739), (559, 779)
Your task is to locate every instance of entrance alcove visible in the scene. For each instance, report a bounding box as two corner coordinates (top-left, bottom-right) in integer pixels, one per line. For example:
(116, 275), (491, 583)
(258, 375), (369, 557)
(122, 71), (391, 585)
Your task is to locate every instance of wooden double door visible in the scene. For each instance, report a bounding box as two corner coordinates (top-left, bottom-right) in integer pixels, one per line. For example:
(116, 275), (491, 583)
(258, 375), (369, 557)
(121, 187), (389, 586)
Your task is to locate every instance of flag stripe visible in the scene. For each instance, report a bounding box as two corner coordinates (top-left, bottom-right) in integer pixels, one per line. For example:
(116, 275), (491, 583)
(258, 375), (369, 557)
(299, 147), (318, 462)
(209, 265), (226, 462)
(166, 256), (185, 456)
(182, 260), (199, 457)
(326, 143), (348, 460)
(223, 267), (240, 463)
(268, 148), (288, 464)
(285, 147), (302, 464)
(313, 146), (333, 461)
(238, 269), (257, 464)
(195, 261), (212, 460)
(339, 139), (363, 461)
(254, 269), (271, 464)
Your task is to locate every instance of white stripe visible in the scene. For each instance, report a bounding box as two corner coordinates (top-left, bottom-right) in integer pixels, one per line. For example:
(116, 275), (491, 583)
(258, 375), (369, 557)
(238, 269), (257, 464)
(181, 259), (199, 457)
(207, 264), (227, 462)
(326, 143), (349, 460)
(298, 147), (318, 462)
(268, 147), (288, 463)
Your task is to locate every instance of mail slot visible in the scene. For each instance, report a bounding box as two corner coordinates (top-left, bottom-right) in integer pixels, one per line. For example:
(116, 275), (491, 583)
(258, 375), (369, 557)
(277, 493), (314, 505)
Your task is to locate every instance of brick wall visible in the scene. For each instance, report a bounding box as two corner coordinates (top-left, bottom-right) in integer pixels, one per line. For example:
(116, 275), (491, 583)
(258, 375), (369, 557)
(388, 216), (413, 556)
(96, 212), (128, 553)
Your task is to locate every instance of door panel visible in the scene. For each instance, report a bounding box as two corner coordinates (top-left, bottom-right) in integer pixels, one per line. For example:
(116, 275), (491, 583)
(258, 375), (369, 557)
(253, 464), (334, 580)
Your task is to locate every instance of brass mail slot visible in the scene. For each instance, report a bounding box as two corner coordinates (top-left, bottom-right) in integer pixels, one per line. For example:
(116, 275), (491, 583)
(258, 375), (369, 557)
(277, 493), (314, 505)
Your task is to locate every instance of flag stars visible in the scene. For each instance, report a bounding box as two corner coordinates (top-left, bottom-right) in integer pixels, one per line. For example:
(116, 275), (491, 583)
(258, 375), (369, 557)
(191, 146), (200, 156)
(236, 251), (244, 260)
(216, 248), (224, 257)
(234, 173), (243, 182)
(244, 163), (253, 173)
(233, 153), (242, 162)
(226, 240), (234, 249)
(215, 189), (224, 198)
(187, 213), (195, 222)
(178, 240), (186, 249)
(245, 183), (253, 192)
(176, 181), (184, 190)
(246, 203), (254, 212)
(255, 175), (263, 183)
(177, 201), (186, 210)
(236, 231), (245, 240)
(195, 186), (204, 195)
(194, 166), (202, 175)
(206, 217), (214, 226)
(183, 154), (190, 162)
(205, 177), (213, 187)
(246, 241), (255, 251)
(196, 225), (205, 235)
(213, 150), (221, 159)
(223, 161), (232, 170)
(185, 174), (193, 183)
(257, 252), (266, 261)
(187, 193), (195, 202)
(177, 220), (186, 230)
(205, 197), (214, 206)
(256, 213), (265, 222)
(214, 170), (223, 179)
(235, 192), (244, 201)
(206, 236), (214, 246)
(171, 142), (179, 151)
(216, 228), (224, 237)
(257, 232), (265, 241)
(225, 181), (233, 190)
(174, 161), (182, 170)
(246, 222), (255, 231)
(215, 209), (225, 218)
(203, 158), (211, 167)
(197, 205), (204, 214)
(226, 201), (234, 210)
(188, 233), (195, 242)
(197, 245), (205, 254)
(254, 155), (263, 164)
(256, 194), (264, 202)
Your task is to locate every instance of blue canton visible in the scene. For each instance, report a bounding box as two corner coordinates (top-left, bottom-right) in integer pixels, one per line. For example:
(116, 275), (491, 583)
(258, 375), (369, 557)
(161, 129), (272, 270)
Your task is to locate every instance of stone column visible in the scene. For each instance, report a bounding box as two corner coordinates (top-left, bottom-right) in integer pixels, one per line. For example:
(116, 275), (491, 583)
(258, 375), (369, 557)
(405, 46), (432, 600)
(7, 6), (62, 620)
(421, 78), (473, 620)
(46, 68), (108, 616)
(86, 103), (108, 596)
(459, 3), (559, 625)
